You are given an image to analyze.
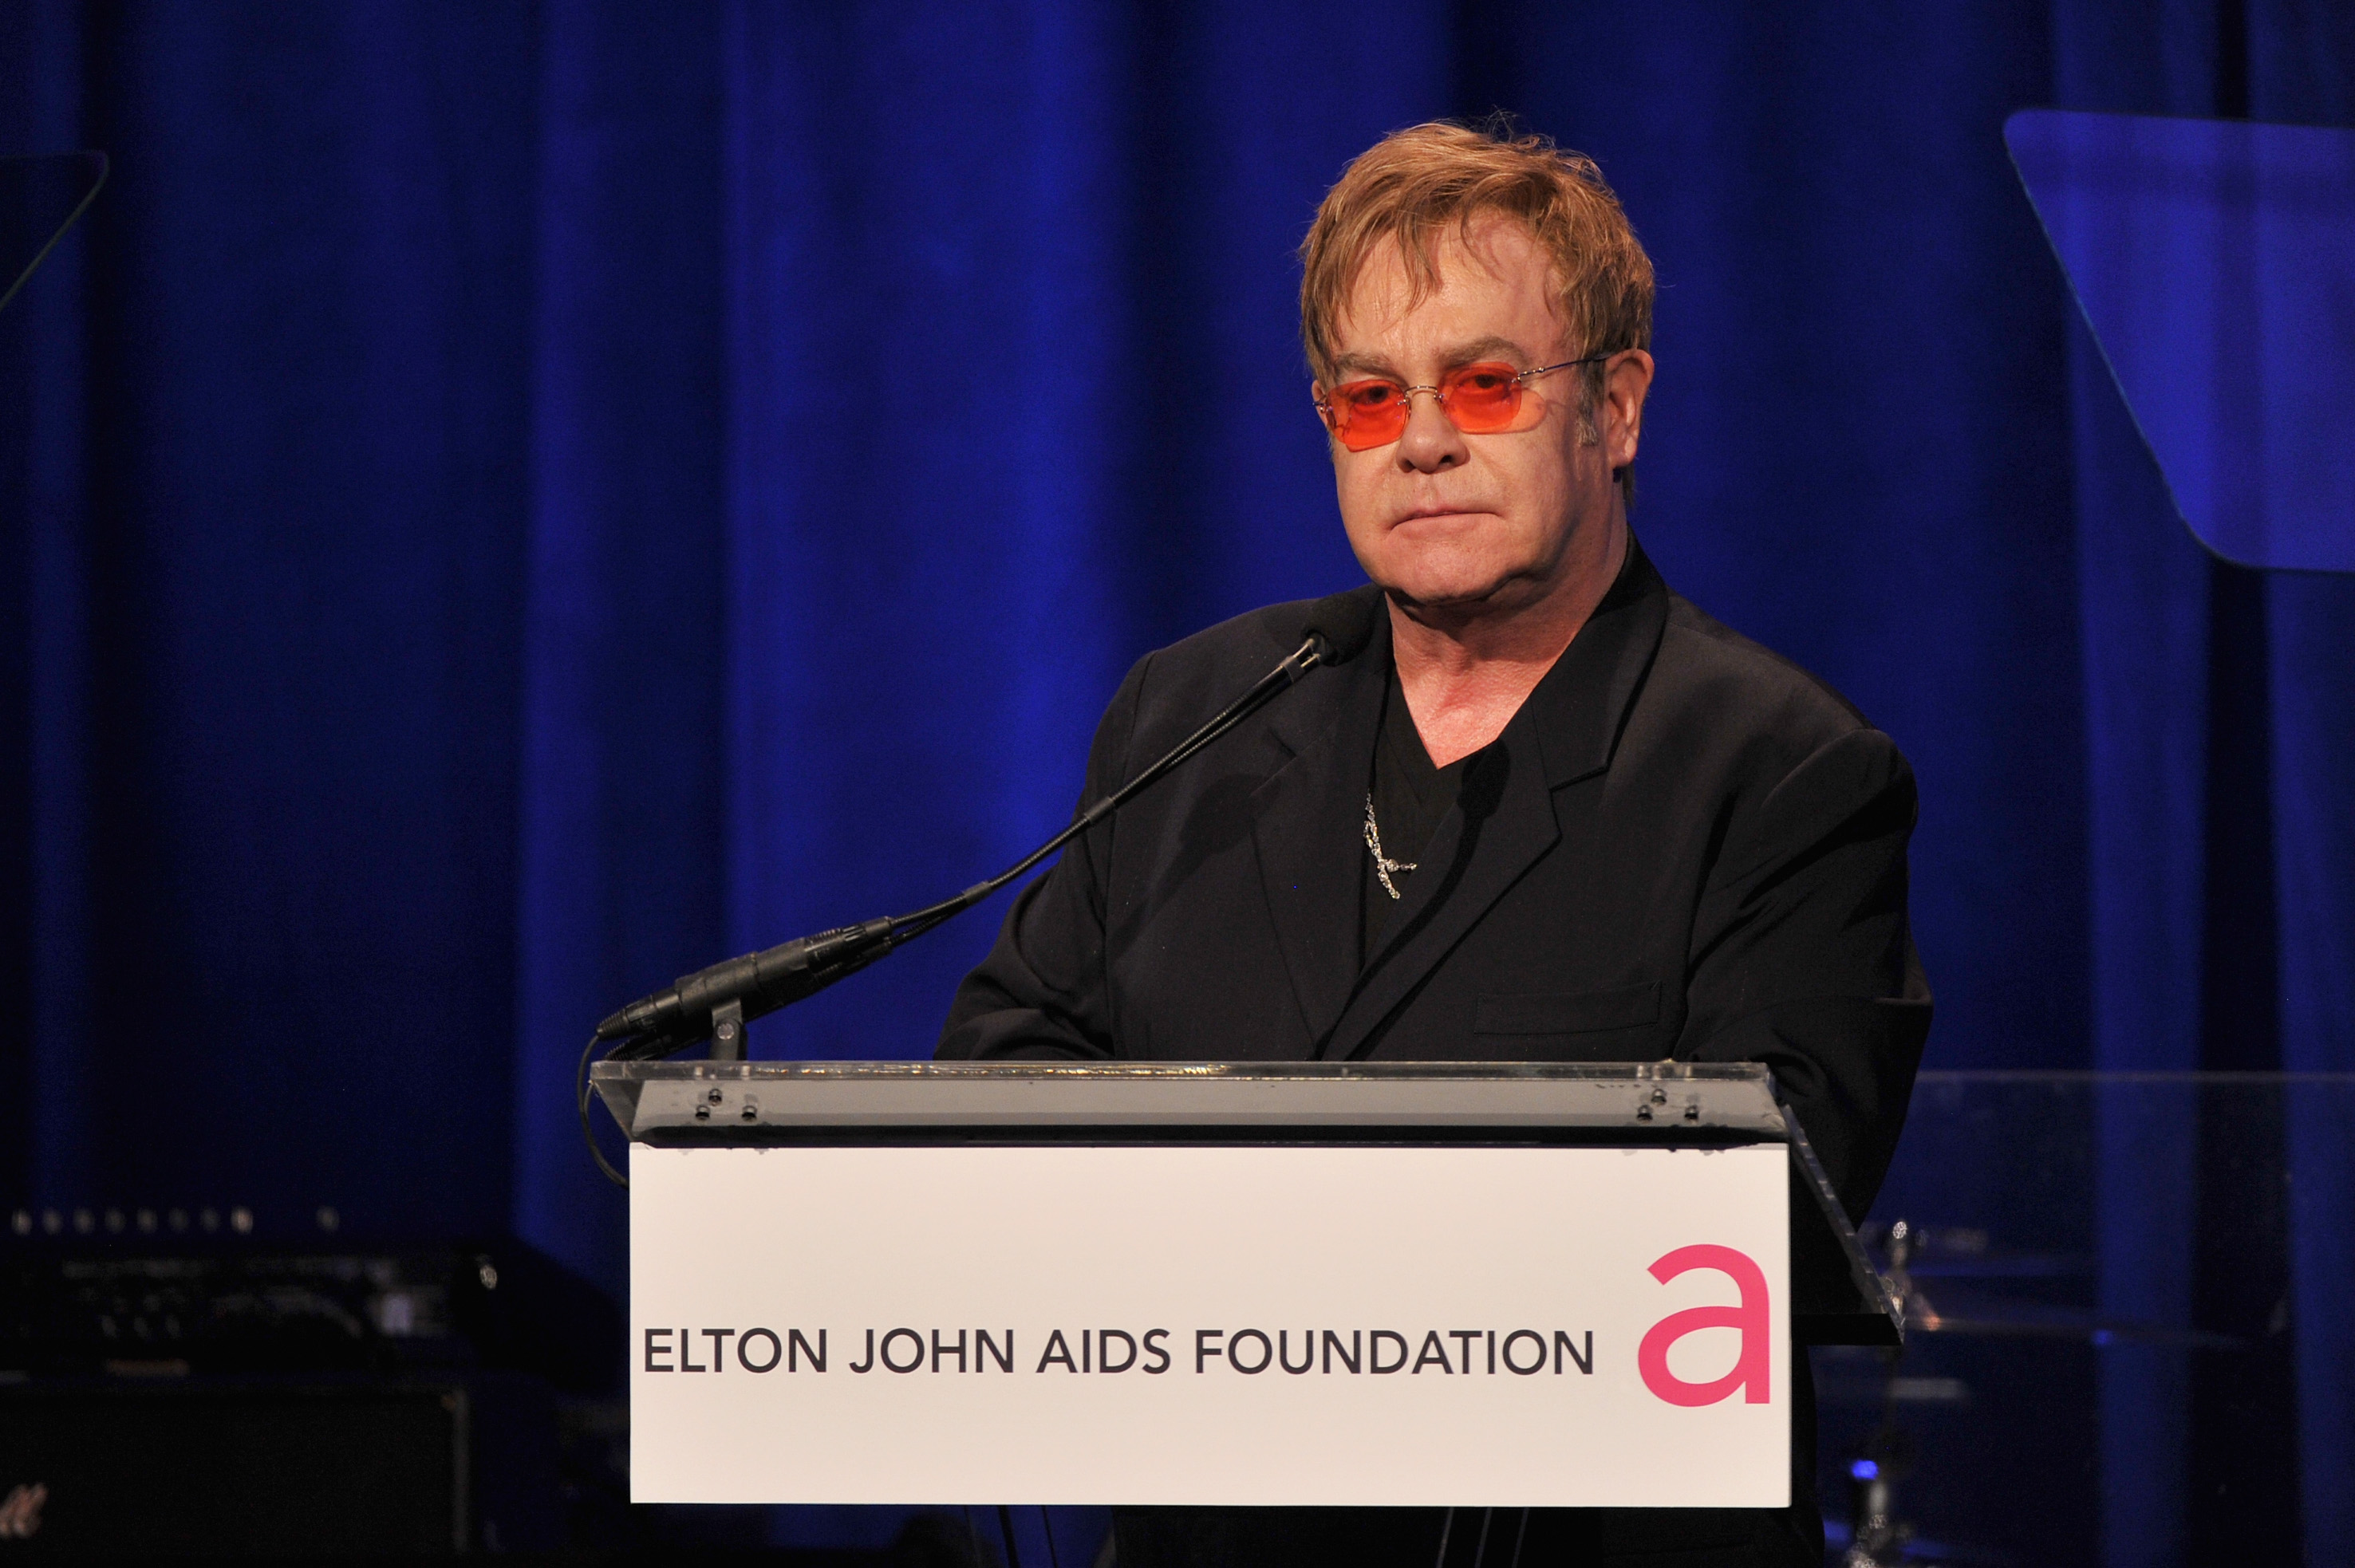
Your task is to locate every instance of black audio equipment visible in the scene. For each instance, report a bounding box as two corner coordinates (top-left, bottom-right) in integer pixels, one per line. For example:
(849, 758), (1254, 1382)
(0, 1229), (613, 1554)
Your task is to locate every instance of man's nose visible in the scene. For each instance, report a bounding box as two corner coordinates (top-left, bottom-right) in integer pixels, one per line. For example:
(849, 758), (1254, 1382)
(1394, 390), (1466, 472)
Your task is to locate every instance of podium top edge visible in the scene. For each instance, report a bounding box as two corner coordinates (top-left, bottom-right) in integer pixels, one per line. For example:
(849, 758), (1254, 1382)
(590, 1059), (1769, 1083)
(589, 1061), (1787, 1141)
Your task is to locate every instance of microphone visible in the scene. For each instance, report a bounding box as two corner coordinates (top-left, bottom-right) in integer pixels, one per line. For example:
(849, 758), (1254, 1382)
(591, 917), (897, 1058)
(592, 588), (1383, 1059)
(1300, 585), (1382, 666)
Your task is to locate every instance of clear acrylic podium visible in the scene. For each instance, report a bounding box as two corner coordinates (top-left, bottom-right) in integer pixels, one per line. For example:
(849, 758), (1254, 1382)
(591, 1060), (1897, 1507)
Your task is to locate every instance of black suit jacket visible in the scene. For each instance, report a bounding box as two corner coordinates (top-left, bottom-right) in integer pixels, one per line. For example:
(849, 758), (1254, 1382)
(939, 538), (1928, 1233)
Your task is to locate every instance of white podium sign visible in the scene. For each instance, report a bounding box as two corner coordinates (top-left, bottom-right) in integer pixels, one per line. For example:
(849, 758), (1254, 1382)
(629, 1141), (1789, 1507)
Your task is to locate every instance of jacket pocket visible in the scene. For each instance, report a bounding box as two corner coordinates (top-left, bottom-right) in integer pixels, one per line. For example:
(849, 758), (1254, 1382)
(1475, 981), (1661, 1035)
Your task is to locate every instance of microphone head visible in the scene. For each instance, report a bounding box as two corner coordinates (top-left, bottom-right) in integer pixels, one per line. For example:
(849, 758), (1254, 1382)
(1301, 588), (1383, 666)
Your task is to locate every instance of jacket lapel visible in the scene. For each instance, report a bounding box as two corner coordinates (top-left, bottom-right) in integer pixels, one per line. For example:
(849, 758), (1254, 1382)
(1321, 540), (1673, 1060)
(1250, 593), (1390, 1048)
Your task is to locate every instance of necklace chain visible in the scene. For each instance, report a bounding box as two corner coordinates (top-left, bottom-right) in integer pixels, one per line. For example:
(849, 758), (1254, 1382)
(1363, 794), (1417, 900)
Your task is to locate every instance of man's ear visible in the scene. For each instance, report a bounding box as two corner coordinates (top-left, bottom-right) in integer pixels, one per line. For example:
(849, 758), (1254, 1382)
(1604, 349), (1654, 469)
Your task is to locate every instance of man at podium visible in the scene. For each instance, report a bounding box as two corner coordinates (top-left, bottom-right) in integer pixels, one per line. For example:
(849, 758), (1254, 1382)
(939, 120), (1929, 1568)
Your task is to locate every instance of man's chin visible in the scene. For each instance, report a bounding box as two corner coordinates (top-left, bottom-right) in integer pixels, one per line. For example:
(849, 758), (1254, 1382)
(1360, 530), (1540, 607)
(1380, 574), (1527, 617)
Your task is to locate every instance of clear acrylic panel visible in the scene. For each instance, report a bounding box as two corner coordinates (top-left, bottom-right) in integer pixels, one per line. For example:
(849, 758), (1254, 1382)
(0, 152), (108, 315)
(1820, 1071), (2355, 1566)
(2007, 112), (2355, 573)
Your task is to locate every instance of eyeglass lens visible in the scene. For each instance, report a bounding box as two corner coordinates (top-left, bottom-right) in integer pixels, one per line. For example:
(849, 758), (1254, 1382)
(1322, 363), (1538, 451)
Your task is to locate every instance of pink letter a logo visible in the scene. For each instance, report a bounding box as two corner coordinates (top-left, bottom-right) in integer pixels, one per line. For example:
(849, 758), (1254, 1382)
(1636, 1244), (1770, 1406)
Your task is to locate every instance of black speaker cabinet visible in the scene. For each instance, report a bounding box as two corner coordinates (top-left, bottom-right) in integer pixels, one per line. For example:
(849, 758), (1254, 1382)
(0, 1380), (467, 1555)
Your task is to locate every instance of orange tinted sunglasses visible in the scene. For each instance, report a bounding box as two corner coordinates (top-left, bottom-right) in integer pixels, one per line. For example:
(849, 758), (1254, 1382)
(1316, 357), (1604, 451)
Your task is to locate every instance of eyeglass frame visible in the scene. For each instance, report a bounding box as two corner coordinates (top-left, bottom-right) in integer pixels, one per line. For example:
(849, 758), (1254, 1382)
(1312, 353), (1614, 443)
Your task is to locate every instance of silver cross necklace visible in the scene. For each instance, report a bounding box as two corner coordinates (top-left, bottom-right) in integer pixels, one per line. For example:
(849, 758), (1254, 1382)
(1363, 794), (1417, 900)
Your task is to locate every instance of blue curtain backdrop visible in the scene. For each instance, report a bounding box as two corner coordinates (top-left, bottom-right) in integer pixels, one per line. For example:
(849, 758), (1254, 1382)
(4, 1), (2351, 1559)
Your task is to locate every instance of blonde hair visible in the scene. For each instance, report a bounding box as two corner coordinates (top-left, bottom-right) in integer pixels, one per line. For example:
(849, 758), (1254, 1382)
(1299, 121), (1655, 498)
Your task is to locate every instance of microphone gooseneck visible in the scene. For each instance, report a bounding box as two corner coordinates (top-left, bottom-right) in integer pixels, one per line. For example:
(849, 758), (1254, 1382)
(590, 591), (1381, 1063)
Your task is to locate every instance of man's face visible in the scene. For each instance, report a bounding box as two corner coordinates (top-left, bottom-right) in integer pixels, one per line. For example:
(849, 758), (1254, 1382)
(1319, 214), (1644, 619)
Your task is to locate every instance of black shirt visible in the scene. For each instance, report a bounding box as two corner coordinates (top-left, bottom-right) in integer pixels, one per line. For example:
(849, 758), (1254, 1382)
(1360, 664), (1473, 965)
